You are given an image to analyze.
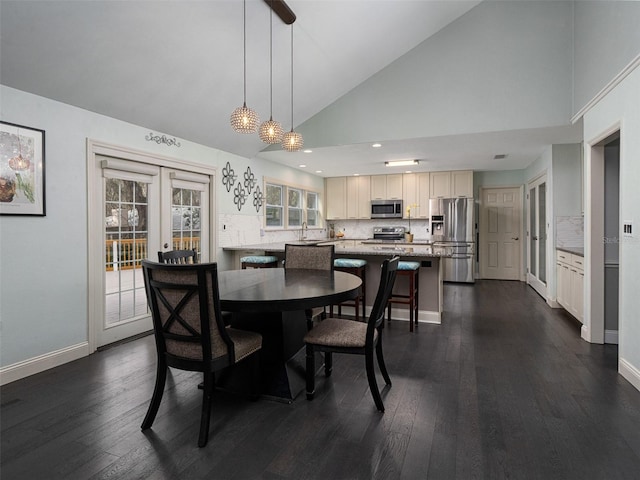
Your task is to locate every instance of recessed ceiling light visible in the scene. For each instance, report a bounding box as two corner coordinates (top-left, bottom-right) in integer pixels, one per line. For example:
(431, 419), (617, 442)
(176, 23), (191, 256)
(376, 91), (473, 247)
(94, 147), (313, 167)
(353, 173), (360, 176)
(303, 149), (312, 153)
(385, 160), (419, 167)
(405, 170), (412, 174)
(372, 143), (382, 148)
(299, 164), (306, 168)
(315, 170), (322, 173)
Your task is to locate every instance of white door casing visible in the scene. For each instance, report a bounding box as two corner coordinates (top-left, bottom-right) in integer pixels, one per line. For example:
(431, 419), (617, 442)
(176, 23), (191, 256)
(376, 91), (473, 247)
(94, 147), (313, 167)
(479, 186), (522, 280)
(527, 174), (548, 298)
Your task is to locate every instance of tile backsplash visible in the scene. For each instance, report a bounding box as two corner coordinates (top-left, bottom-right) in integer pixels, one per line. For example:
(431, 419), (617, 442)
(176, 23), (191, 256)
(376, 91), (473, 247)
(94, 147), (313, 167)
(556, 216), (584, 247)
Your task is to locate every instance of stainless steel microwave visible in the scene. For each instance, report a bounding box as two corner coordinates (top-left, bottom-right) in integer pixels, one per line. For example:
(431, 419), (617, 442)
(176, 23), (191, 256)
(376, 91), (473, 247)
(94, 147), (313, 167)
(371, 199), (403, 218)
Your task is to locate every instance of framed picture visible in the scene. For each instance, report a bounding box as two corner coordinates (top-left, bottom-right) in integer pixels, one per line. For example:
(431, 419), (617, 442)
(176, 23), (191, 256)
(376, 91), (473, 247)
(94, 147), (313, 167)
(0, 121), (46, 216)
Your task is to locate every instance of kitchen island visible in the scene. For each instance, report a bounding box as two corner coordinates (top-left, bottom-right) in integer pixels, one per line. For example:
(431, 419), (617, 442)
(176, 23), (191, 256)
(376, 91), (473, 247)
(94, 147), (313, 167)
(223, 240), (453, 325)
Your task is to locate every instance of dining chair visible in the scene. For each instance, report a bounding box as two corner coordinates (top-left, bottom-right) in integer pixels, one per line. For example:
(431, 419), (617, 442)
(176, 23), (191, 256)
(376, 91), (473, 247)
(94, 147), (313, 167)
(284, 244), (335, 326)
(157, 249), (198, 264)
(141, 260), (262, 447)
(303, 256), (399, 412)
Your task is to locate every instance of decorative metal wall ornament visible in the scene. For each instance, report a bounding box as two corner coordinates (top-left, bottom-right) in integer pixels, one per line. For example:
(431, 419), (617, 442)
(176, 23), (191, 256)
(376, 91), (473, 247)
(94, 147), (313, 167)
(145, 132), (181, 147)
(222, 162), (237, 192)
(233, 182), (247, 211)
(253, 185), (264, 213)
(243, 166), (256, 193)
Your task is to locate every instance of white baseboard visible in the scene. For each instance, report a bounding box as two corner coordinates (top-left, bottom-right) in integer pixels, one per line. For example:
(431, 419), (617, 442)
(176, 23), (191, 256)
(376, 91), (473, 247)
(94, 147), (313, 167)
(548, 299), (561, 309)
(619, 357), (640, 393)
(605, 329), (619, 345)
(0, 342), (89, 386)
(387, 307), (441, 325)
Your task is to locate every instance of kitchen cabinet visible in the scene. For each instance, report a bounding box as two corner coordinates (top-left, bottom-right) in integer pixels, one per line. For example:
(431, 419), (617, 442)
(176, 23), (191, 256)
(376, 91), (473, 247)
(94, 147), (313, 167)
(556, 250), (584, 323)
(429, 170), (473, 198)
(371, 174), (403, 200)
(346, 175), (371, 219)
(416, 172), (430, 218)
(402, 174), (417, 218)
(326, 177), (346, 220)
(451, 170), (474, 197)
(430, 171), (451, 198)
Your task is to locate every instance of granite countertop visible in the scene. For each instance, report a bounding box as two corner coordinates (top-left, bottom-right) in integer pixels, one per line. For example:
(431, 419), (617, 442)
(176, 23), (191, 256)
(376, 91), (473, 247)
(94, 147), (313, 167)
(223, 241), (451, 258)
(557, 246), (584, 257)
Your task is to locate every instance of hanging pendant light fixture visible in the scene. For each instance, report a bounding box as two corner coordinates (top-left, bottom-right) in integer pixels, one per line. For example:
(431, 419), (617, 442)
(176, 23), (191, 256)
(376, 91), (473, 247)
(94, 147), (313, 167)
(259, 3), (283, 143)
(282, 23), (303, 152)
(231, 0), (260, 133)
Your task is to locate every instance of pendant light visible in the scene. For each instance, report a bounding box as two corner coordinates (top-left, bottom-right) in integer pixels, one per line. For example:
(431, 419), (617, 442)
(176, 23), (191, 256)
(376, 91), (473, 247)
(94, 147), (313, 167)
(282, 23), (303, 152)
(259, 3), (283, 143)
(230, 0), (260, 133)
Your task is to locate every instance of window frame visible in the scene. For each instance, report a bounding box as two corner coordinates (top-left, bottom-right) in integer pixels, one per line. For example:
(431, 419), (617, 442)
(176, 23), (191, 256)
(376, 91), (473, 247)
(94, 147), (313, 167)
(264, 179), (323, 230)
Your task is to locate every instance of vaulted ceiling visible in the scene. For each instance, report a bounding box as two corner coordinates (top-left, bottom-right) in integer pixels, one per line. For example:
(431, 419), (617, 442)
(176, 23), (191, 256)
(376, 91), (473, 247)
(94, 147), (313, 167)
(1, 0), (582, 177)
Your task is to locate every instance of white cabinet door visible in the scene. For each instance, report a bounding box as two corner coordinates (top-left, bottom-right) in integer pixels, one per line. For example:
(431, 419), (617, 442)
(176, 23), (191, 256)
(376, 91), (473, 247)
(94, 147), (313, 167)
(556, 261), (569, 308)
(356, 175), (371, 219)
(386, 174), (403, 199)
(416, 173), (430, 218)
(370, 175), (387, 200)
(402, 174), (417, 218)
(347, 176), (371, 219)
(570, 266), (584, 323)
(430, 171), (451, 198)
(451, 170), (473, 197)
(326, 177), (346, 219)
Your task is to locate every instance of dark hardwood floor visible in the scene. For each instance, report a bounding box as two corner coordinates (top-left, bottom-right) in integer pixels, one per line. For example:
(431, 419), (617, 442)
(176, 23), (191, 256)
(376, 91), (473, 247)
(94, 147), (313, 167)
(2, 280), (640, 479)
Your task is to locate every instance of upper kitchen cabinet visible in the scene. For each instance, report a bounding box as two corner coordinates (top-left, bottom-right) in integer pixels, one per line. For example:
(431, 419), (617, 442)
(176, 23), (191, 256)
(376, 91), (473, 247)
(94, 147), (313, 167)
(326, 177), (347, 220)
(416, 172), (430, 218)
(451, 170), (474, 197)
(430, 170), (473, 198)
(371, 174), (403, 200)
(346, 175), (371, 219)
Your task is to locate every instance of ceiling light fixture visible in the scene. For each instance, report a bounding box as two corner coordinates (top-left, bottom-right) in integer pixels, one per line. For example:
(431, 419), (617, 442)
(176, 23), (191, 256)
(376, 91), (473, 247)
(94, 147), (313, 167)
(282, 24), (303, 152)
(230, 0), (259, 133)
(385, 160), (419, 167)
(259, 3), (283, 143)
(372, 143), (382, 148)
(303, 149), (312, 153)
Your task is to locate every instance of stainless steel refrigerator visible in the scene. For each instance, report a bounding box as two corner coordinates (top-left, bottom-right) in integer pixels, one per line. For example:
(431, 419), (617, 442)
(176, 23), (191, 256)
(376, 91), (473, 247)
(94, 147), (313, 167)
(429, 198), (475, 283)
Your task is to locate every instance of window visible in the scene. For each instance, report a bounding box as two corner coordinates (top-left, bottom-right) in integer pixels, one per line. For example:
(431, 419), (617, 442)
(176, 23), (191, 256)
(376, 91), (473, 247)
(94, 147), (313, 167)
(288, 188), (303, 227)
(306, 191), (319, 226)
(266, 183), (283, 227)
(265, 181), (321, 229)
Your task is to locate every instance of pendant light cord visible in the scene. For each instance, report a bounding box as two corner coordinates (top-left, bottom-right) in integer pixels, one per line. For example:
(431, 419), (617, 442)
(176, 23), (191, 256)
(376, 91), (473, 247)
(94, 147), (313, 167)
(290, 24), (294, 129)
(243, 0), (247, 104)
(269, 4), (273, 118)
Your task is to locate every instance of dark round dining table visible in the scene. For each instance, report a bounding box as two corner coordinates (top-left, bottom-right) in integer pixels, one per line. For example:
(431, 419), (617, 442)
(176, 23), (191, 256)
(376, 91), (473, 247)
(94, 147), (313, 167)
(217, 268), (362, 402)
(218, 268), (362, 313)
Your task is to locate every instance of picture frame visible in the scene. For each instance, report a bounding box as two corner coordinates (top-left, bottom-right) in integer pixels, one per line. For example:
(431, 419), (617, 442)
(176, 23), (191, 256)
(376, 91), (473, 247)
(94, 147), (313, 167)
(0, 121), (46, 216)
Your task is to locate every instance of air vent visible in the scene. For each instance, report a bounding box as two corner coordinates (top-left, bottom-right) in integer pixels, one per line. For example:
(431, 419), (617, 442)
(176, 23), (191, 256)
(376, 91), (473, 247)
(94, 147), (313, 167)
(494, 154), (507, 160)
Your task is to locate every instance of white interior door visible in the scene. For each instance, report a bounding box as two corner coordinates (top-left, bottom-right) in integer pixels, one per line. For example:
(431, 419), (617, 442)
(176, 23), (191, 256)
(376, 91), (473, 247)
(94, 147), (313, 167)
(527, 175), (547, 297)
(89, 146), (214, 350)
(479, 187), (522, 280)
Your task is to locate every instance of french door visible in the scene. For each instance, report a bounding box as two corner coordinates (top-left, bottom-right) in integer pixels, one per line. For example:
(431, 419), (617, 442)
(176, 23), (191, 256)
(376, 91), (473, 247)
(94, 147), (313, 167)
(88, 143), (213, 350)
(527, 174), (547, 297)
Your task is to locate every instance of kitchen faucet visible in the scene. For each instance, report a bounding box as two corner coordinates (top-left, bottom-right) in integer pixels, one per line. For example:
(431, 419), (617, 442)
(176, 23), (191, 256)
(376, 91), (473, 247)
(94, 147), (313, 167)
(300, 221), (307, 240)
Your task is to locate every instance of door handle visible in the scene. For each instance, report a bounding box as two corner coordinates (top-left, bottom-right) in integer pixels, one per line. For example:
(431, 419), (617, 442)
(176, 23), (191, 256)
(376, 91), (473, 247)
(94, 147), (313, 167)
(512, 237), (519, 241)
(532, 236), (538, 240)
(164, 243), (169, 248)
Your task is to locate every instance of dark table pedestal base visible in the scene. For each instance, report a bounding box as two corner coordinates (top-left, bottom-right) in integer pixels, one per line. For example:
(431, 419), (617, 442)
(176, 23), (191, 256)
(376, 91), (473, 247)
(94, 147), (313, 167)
(220, 310), (315, 402)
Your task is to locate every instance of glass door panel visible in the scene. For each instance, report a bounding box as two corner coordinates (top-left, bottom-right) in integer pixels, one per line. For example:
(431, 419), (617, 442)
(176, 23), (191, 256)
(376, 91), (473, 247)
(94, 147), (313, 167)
(527, 175), (547, 298)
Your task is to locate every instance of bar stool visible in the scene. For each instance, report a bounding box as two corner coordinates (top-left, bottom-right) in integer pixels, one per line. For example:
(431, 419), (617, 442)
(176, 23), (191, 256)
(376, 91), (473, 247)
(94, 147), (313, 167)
(240, 255), (279, 269)
(331, 258), (367, 321)
(387, 261), (420, 332)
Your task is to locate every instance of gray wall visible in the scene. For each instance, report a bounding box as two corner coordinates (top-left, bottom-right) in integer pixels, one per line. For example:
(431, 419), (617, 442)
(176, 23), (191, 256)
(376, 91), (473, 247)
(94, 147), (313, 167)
(296, 0), (574, 148)
(573, 1), (640, 114)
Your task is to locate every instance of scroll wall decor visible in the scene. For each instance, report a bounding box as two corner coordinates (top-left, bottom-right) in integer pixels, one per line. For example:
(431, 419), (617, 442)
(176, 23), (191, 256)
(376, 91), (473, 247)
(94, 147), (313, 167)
(145, 132), (181, 147)
(222, 163), (262, 212)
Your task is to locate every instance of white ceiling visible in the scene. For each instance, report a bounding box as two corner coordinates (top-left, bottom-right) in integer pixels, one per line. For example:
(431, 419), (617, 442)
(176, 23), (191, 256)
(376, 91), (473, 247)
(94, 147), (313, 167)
(0, 0), (581, 177)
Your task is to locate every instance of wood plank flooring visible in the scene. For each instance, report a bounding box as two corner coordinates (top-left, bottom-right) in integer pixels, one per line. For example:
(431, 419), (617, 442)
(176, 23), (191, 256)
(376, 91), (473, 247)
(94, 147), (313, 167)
(3, 280), (640, 479)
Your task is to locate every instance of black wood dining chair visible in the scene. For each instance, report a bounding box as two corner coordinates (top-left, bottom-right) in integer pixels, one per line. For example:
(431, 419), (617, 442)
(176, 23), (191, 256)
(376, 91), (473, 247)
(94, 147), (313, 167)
(157, 249), (198, 264)
(284, 244), (336, 326)
(141, 260), (262, 447)
(303, 256), (399, 412)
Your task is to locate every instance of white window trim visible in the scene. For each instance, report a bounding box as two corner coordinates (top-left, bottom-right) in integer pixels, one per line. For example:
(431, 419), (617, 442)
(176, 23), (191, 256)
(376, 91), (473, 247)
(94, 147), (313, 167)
(263, 178), (323, 230)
